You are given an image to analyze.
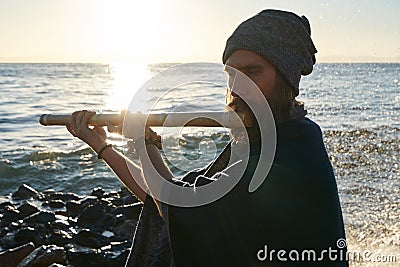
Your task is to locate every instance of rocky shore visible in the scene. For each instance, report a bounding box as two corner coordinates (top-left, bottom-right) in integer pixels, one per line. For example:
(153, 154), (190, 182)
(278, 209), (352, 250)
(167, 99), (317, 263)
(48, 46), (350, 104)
(0, 184), (143, 267)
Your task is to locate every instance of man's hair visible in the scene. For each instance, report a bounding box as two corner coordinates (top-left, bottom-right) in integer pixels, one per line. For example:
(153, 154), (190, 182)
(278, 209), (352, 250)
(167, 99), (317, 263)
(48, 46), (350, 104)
(268, 70), (297, 124)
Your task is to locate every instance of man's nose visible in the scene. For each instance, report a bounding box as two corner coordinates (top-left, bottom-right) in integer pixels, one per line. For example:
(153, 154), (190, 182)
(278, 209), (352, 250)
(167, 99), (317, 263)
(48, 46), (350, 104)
(229, 71), (254, 96)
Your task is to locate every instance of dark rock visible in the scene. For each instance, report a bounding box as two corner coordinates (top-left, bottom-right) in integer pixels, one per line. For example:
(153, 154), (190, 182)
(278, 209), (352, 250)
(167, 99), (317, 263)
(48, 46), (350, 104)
(0, 225), (9, 238)
(16, 245), (66, 267)
(78, 196), (98, 209)
(1, 206), (23, 226)
(65, 196), (98, 218)
(113, 220), (137, 239)
(17, 202), (39, 217)
(47, 230), (72, 246)
(105, 240), (131, 259)
(12, 184), (42, 200)
(0, 242), (35, 267)
(42, 200), (65, 209)
(65, 200), (82, 217)
(73, 229), (108, 249)
(0, 201), (14, 211)
(112, 203), (142, 220)
(14, 227), (44, 247)
(121, 194), (139, 205)
(118, 186), (130, 197)
(44, 192), (81, 202)
(66, 244), (109, 267)
(111, 214), (125, 228)
(102, 190), (119, 199)
(106, 196), (123, 206)
(0, 232), (17, 250)
(101, 213), (114, 230)
(8, 221), (21, 231)
(24, 211), (56, 224)
(90, 187), (105, 198)
(77, 204), (105, 226)
(43, 189), (56, 194)
(51, 219), (70, 229)
(113, 249), (130, 267)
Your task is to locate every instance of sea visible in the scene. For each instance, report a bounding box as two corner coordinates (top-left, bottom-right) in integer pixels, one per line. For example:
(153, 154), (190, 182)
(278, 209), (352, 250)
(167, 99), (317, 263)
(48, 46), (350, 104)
(0, 62), (399, 265)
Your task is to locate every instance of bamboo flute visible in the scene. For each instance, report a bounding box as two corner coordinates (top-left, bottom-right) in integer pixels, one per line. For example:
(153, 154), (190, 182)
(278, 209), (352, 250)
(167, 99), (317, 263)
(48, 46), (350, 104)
(39, 112), (253, 128)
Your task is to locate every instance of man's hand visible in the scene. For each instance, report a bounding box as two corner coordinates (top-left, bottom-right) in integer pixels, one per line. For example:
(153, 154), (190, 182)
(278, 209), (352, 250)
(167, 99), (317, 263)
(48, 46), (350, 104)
(66, 110), (107, 151)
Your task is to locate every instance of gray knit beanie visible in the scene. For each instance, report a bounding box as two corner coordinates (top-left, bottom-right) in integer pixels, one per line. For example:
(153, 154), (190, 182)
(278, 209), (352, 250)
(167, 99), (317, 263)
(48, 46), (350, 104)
(222, 9), (317, 96)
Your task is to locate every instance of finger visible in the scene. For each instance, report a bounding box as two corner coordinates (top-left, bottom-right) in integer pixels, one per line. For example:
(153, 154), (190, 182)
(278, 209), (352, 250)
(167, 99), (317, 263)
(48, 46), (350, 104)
(105, 121), (121, 134)
(66, 124), (76, 136)
(74, 111), (85, 126)
(69, 111), (80, 130)
(82, 111), (95, 126)
(105, 121), (114, 132)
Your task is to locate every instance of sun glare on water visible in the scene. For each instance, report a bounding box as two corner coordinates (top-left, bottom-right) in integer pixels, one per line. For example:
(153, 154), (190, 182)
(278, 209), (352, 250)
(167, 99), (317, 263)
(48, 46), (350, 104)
(105, 62), (152, 111)
(97, 0), (165, 111)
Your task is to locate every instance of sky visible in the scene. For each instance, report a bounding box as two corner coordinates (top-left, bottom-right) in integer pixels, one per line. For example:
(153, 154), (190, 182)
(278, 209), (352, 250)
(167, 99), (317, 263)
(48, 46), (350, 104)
(0, 0), (399, 63)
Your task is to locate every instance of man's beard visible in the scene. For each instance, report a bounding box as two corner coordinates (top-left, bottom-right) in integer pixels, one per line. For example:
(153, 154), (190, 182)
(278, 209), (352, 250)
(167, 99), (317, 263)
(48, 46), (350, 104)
(226, 96), (260, 145)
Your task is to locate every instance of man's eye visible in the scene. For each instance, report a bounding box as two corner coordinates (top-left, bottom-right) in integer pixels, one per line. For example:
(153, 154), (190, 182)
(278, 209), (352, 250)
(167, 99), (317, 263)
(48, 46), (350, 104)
(245, 70), (259, 76)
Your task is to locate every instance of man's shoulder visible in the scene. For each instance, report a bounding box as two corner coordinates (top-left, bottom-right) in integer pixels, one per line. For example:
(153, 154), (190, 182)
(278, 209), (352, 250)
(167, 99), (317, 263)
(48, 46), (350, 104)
(278, 117), (322, 140)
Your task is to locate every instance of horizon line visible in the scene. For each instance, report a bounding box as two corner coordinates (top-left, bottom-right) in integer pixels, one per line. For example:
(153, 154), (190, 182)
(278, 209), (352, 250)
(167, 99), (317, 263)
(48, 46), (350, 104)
(1, 60), (400, 64)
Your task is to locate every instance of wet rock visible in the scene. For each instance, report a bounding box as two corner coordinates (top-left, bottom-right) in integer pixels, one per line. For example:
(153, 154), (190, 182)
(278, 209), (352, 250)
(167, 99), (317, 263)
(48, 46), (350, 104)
(121, 194), (139, 205)
(1, 206), (23, 226)
(44, 192), (81, 202)
(106, 196), (123, 206)
(17, 202), (39, 217)
(102, 190), (119, 199)
(24, 211), (56, 224)
(65, 200), (82, 217)
(73, 229), (108, 249)
(0, 232), (17, 250)
(66, 244), (109, 267)
(112, 214), (125, 227)
(51, 219), (70, 229)
(12, 184), (42, 200)
(0, 201), (14, 211)
(118, 186), (130, 197)
(100, 213), (115, 230)
(16, 244), (66, 267)
(113, 249), (130, 267)
(47, 230), (72, 247)
(90, 187), (105, 198)
(7, 221), (21, 232)
(76, 199), (114, 228)
(113, 220), (137, 239)
(14, 227), (44, 247)
(112, 203), (142, 220)
(78, 196), (98, 209)
(77, 204), (105, 226)
(0, 242), (35, 267)
(105, 240), (131, 262)
(42, 200), (65, 209)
